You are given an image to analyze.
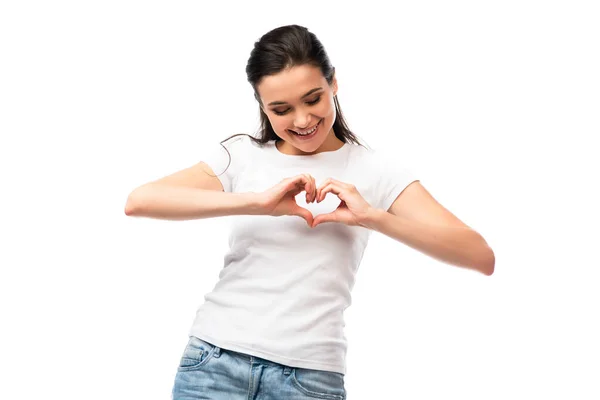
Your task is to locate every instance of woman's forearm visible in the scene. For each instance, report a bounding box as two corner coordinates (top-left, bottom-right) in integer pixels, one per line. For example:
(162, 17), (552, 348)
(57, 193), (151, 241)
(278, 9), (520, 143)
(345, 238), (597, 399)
(362, 208), (495, 275)
(124, 184), (262, 221)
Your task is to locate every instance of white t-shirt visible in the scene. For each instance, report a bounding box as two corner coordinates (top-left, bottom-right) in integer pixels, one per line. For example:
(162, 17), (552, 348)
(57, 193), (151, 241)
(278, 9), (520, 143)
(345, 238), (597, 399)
(188, 135), (418, 374)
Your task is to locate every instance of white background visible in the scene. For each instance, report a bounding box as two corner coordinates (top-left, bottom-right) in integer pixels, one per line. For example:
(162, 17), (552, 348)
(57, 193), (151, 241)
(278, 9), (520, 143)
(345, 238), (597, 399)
(1, 1), (599, 399)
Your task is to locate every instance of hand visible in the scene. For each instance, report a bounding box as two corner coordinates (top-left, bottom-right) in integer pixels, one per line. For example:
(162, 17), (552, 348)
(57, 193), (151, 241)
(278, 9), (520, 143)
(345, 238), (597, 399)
(312, 178), (374, 228)
(256, 174), (317, 227)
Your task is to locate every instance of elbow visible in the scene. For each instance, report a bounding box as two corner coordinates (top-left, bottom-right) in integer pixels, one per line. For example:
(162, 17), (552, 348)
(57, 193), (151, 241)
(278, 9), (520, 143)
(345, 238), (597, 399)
(124, 188), (144, 216)
(124, 194), (136, 216)
(482, 261), (495, 276)
(479, 249), (495, 276)
(471, 234), (495, 276)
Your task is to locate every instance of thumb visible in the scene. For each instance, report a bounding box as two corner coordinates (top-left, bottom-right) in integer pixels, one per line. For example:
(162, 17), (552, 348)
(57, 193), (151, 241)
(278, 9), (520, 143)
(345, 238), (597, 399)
(312, 212), (337, 227)
(290, 205), (314, 227)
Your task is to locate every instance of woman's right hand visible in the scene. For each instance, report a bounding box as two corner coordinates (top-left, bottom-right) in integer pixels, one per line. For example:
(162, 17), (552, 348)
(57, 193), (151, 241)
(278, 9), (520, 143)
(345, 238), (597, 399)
(256, 174), (317, 227)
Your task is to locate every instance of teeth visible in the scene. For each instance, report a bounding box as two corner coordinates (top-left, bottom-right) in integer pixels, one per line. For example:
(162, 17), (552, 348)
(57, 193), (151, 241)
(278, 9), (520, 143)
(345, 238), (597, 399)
(294, 123), (318, 136)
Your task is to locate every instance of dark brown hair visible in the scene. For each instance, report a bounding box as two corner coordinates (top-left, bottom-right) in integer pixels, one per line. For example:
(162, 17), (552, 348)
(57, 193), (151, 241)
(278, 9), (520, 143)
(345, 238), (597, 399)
(214, 24), (365, 174)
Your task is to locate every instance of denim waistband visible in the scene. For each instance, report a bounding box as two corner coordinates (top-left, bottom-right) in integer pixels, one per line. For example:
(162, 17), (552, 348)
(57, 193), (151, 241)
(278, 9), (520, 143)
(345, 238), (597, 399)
(194, 335), (294, 373)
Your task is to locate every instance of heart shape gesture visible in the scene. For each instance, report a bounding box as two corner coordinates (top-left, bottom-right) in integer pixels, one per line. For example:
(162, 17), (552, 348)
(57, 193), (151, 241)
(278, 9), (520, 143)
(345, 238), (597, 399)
(295, 191), (342, 219)
(257, 174), (374, 229)
(310, 177), (374, 228)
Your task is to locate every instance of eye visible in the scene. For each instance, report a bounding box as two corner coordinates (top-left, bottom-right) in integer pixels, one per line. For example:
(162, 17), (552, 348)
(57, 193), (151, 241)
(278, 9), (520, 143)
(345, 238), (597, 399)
(306, 96), (321, 105)
(273, 108), (290, 116)
(271, 96), (322, 116)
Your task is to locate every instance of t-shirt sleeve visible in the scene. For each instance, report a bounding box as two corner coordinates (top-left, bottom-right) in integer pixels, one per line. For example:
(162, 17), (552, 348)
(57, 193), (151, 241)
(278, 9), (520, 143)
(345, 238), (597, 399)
(199, 135), (249, 192)
(373, 150), (420, 212)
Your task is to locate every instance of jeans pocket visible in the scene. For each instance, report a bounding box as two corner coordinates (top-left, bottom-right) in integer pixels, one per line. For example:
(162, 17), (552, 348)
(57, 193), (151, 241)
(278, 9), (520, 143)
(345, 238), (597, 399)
(177, 336), (217, 371)
(291, 367), (346, 400)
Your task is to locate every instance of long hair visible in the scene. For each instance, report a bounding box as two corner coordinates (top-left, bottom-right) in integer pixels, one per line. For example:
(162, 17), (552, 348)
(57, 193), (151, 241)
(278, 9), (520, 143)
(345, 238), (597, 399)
(215, 25), (365, 174)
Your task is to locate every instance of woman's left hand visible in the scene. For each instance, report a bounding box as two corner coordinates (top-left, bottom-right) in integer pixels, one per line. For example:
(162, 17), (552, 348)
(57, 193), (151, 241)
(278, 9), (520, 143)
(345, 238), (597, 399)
(312, 178), (374, 228)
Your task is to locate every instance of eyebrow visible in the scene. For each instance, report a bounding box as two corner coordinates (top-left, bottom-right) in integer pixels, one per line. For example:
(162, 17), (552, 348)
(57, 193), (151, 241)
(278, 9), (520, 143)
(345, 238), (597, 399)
(267, 87), (323, 106)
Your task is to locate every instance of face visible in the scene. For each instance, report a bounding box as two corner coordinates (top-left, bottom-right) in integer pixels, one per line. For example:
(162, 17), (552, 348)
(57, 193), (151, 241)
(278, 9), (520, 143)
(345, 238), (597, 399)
(256, 64), (340, 155)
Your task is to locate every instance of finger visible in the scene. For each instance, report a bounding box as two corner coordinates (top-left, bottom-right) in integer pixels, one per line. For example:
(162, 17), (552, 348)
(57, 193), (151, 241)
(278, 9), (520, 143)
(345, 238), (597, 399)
(289, 182), (306, 197)
(300, 174), (317, 203)
(319, 178), (355, 199)
(284, 175), (308, 195)
(312, 212), (337, 227)
(317, 178), (332, 191)
(318, 183), (343, 203)
(307, 174), (316, 203)
(318, 177), (350, 189)
(315, 178), (331, 203)
(327, 178), (353, 189)
(295, 174), (310, 192)
(291, 205), (314, 226)
(303, 174), (313, 203)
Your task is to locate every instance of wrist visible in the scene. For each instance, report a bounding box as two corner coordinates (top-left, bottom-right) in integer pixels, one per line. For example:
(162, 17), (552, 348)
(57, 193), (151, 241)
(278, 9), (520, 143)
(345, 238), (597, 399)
(242, 192), (267, 215)
(358, 207), (387, 230)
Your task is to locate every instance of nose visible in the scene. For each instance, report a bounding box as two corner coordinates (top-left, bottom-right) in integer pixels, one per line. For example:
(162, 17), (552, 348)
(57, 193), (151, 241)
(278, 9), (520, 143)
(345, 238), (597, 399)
(293, 111), (312, 129)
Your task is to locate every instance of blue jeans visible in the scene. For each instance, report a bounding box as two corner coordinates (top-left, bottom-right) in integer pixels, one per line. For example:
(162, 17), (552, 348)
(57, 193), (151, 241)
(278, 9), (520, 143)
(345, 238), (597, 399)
(172, 336), (347, 399)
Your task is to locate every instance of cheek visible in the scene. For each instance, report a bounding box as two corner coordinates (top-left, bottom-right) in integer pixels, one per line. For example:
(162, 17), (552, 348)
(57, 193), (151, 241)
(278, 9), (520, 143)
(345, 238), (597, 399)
(267, 99), (335, 132)
(270, 116), (291, 132)
(267, 116), (296, 138)
(321, 98), (336, 117)
(320, 100), (336, 123)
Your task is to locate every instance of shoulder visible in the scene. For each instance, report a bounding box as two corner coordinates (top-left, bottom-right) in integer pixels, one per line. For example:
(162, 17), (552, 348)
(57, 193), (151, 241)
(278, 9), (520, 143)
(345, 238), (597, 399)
(220, 133), (255, 150)
(200, 134), (261, 174)
(215, 134), (266, 158)
(347, 142), (390, 170)
(349, 142), (416, 180)
(227, 134), (272, 153)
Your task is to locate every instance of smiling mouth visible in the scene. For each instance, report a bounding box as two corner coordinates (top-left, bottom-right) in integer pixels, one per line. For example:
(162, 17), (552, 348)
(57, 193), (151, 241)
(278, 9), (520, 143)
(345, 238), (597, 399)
(289, 119), (322, 137)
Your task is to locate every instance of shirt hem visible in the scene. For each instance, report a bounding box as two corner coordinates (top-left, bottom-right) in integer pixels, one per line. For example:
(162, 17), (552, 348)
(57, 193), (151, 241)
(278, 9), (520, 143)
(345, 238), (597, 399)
(188, 328), (346, 375)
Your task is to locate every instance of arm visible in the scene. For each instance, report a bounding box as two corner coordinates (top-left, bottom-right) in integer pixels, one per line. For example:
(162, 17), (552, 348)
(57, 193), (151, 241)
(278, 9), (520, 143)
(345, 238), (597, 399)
(124, 185), (262, 220)
(362, 181), (495, 276)
(124, 161), (262, 220)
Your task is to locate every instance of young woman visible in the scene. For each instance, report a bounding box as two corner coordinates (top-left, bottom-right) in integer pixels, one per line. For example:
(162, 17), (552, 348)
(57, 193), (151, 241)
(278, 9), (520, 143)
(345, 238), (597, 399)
(125, 24), (494, 400)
